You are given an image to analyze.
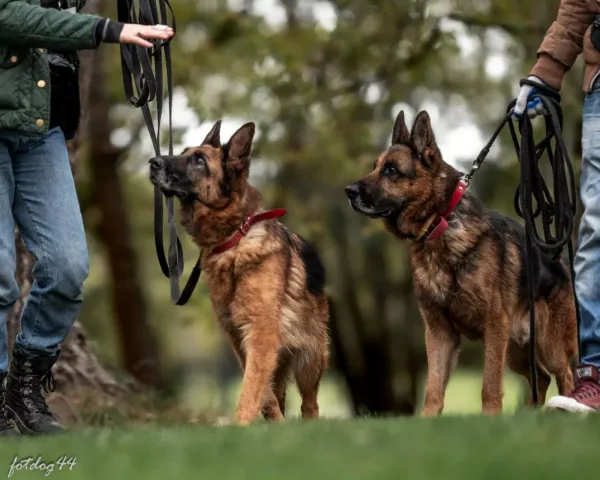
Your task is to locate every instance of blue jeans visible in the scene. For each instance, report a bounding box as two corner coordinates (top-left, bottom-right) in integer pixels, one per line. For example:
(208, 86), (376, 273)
(577, 83), (600, 368)
(0, 127), (88, 371)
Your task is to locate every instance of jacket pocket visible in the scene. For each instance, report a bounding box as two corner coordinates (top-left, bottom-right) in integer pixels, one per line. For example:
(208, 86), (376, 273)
(0, 48), (30, 111)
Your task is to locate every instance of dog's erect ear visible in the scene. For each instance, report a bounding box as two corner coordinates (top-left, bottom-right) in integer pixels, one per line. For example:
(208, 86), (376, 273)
(391, 110), (410, 145)
(226, 122), (255, 162)
(410, 111), (436, 152)
(410, 111), (441, 167)
(201, 120), (222, 148)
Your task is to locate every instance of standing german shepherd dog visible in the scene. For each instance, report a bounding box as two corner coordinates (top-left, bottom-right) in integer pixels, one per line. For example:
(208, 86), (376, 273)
(345, 110), (577, 415)
(149, 121), (329, 425)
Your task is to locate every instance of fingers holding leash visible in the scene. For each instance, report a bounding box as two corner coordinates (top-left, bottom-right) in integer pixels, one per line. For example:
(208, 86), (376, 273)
(512, 76), (547, 120)
(119, 24), (175, 48)
(526, 97), (547, 119)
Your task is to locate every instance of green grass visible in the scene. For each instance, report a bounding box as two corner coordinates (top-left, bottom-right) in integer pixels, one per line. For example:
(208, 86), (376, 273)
(0, 412), (597, 480)
(181, 368), (548, 420)
(0, 370), (574, 479)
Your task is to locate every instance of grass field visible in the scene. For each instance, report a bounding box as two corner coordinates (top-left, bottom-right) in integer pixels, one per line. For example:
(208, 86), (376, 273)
(0, 370), (579, 479)
(208, 369), (546, 420)
(0, 411), (597, 480)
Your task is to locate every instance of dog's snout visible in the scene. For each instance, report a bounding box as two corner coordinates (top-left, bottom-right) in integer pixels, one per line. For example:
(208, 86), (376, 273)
(149, 156), (164, 169)
(345, 183), (360, 200)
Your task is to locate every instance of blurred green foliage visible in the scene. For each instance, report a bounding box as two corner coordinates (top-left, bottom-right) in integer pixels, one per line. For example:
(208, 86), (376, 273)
(75, 0), (583, 416)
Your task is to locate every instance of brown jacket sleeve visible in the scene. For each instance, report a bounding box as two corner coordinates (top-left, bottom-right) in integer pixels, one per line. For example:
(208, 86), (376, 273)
(530, 0), (594, 90)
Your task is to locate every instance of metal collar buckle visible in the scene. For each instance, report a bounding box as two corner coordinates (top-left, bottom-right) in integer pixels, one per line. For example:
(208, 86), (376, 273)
(239, 217), (252, 235)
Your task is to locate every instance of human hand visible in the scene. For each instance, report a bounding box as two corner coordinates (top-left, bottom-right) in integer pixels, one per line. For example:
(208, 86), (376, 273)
(512, 76), (548, 120)
(119, 24), (174, 48)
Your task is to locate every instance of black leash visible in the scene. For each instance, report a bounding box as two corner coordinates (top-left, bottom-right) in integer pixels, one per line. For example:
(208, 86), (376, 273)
(463, 81), (581, 406)
(117, 0), (201, 305)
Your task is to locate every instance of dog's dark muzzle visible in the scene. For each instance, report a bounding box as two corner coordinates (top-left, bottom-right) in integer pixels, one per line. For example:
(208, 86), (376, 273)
(345, 183), (360, 202)
(148, 156), (194, 200)
(149, 155), (184, 179)
(345, 182), (395, 218)
(150, 155), (183, 174)
(345, 182), (365, 213)
(148, 156), (168, 185)
(149, 156), (165, 171)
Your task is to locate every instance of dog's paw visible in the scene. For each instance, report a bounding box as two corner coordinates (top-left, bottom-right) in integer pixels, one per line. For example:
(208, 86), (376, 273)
(420, 406), (443, 418)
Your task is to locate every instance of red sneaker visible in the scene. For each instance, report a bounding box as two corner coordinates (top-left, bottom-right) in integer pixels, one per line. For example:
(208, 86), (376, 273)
(546, 365), (600, 412)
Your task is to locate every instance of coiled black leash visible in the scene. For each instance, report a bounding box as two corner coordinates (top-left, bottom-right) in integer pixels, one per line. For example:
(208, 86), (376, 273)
(463, 80), (581, 406)
(117, 0), (201, 305)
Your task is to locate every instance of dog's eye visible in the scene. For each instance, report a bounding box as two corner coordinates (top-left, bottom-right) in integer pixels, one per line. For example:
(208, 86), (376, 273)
(381, 163), (399, 177)
(193, 153), (207, 166)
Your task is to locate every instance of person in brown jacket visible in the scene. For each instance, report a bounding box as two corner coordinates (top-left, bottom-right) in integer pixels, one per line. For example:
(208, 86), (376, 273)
(514, 0), (600, 412)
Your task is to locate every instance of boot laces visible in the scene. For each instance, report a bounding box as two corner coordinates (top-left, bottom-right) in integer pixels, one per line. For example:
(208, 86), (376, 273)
(0, 388), (10, 429)
(22, 369), (56, 416)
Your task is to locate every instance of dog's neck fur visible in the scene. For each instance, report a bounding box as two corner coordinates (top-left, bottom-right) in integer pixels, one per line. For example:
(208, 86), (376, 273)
(384, 162), (489, 258)
(385, 164), (462, 242)
(410, 195), (486, 255)
(180, 184), (262, 249)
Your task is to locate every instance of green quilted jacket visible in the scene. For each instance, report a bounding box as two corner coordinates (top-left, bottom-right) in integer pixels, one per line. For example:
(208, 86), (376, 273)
(0, 0), (102, 135)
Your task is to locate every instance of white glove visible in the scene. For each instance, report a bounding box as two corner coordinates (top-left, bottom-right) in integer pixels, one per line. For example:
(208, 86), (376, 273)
(512, 76), (547, 120)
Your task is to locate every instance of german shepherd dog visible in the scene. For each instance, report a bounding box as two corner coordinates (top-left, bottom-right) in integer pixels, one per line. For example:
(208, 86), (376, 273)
(345, 110), (577, 415)
(149, 121), (329, 425)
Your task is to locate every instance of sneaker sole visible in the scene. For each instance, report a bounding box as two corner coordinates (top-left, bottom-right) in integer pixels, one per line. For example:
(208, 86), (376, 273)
(545, 396), (595, 413)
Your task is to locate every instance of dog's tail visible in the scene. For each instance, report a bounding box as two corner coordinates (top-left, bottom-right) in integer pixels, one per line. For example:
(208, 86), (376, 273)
(292, 234), (326, 297)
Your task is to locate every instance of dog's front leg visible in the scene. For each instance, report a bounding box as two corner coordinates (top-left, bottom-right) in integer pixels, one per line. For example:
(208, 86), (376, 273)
(421, 318), (460, 417)
(221, 318), (283, 423)
(481, 314), (509, 414)
(234, 331), (281, 425)
(230, 255), (287, 425)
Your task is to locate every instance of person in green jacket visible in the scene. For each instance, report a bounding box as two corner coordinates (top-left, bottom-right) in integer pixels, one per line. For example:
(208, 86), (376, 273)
(0, 0), (173, 435)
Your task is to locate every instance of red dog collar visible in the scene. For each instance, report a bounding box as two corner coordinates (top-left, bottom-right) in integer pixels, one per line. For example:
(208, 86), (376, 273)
(211, 208), (287, 255)
(426, 180), (468, 241)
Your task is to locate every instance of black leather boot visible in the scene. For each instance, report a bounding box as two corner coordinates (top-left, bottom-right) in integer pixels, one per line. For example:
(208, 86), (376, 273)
(0, 374), (19, 437)
(5, 348), (63, 435)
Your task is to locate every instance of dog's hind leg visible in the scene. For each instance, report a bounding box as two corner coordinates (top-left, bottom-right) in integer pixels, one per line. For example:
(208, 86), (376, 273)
(552, 358), (575, 396)
(553, 364), (575, 396)
(261, 352), (292, 420)
(538, 292), (577, 396)
(273, 350), (293, 417)
(261, 391), (284, 422)
(507, 340), (551, 406)
(293, 346), (327, 420)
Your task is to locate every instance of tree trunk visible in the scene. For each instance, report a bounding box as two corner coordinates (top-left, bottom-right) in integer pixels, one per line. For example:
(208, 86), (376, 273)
(87, 47), (165, 390)
(328, 208), (420, 416)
